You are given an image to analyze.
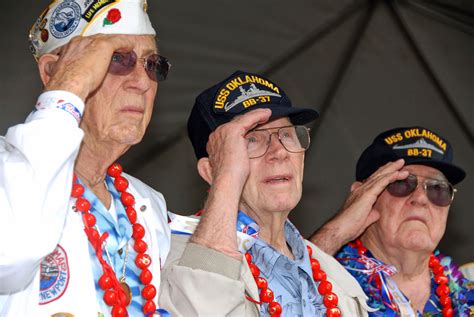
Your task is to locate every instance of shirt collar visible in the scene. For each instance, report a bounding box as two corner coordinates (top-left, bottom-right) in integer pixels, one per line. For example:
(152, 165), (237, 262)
(251, 220), (312, 278)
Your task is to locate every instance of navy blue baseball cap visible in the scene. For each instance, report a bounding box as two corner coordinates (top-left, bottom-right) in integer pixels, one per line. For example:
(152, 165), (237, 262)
(187, 70), (319, 159)
(356, 126), (466, 184)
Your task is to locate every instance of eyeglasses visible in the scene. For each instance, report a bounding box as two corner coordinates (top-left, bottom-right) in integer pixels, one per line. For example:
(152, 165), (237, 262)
(109, 51), (171, 81)
(386, 173), (456, 207)
(245, 125), (311, 159)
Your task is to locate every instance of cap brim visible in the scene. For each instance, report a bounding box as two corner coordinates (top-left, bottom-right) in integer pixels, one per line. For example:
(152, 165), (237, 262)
(268, 106), (319, 125)
(404, 157), (466, 185)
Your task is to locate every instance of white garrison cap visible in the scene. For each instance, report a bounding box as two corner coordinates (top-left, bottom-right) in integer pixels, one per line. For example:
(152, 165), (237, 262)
(29, 0), (155, 59)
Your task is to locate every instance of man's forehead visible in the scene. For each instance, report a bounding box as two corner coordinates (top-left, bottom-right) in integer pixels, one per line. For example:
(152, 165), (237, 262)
(256, 116), (292, 129)
(118, 34), (158, 52)
(402, 164), (447, 180)
(49, 34), (158, 59)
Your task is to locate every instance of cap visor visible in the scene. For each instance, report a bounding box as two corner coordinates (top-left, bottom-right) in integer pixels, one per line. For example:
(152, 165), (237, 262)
(268, 106), (319, 125)
(404, 158), (466, 184)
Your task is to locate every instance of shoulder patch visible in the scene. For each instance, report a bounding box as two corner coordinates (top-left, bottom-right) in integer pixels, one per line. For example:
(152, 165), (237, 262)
(39, 244), (70, 305)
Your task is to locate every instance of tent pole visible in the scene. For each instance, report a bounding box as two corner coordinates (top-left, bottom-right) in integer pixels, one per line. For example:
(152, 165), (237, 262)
(388, 0), (474, 145)
(126, 1), (371, 172)
(260, 0), (368, 76)
(308, 1), (378, 144)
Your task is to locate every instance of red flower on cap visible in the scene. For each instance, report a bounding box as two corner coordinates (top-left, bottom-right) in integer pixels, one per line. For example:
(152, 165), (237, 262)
(103, 8), (121, 26)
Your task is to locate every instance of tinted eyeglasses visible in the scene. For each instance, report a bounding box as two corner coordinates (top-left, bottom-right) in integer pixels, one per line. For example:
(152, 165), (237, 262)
(387, 173), (456, 207)
(245, 125), (311, 159)
(109, 51), (171, 81)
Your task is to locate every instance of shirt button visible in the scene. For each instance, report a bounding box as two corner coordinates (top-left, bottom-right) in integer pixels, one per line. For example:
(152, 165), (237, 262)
(140, 205), (147, 212)
(285, 263), (292, 270)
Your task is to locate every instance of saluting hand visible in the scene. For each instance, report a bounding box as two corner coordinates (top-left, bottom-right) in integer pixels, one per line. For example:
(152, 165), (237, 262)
(310, 159), (409, 255)
(192, 109), (271, 259)
(39, 34), (135, 101)
(205, 108), (272, 191)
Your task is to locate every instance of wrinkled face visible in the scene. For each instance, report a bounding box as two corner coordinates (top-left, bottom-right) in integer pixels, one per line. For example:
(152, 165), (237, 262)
(239, 117), (305, 216)
(80, 35), (158, 147)
(370, 165), (450, 253)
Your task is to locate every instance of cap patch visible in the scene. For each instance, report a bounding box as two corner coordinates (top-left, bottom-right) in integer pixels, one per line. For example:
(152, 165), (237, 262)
(356, 126), (465, 184)
(30, 0), (155, 59)
(103, 8), (121, 26)
(41, 28), (49, 42)
(383, 128), (446, 159)
(82, 0), (117, 22)
(213, 74), (282, 114)
(29, 7), (50, 56)
(49, 0), (82, 39)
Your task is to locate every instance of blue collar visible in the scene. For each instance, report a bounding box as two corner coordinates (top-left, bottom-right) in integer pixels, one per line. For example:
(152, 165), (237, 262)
(78, 176), (132, 253)
(251, 220), (312, 278)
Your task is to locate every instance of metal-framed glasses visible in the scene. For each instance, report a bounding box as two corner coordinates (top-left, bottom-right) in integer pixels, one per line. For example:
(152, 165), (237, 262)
(109, 51), (171, 81)
(245, 125), (311, 159)
(387, 173), (456, 207)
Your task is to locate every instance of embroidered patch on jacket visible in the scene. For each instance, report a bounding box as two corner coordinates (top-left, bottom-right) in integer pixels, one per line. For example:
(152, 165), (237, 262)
(39, 244), (70, 305)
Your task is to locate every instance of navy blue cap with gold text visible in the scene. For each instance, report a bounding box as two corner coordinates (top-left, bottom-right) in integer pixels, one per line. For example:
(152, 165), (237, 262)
(187, 70), (319, 159)
(356, 126), (466, 184)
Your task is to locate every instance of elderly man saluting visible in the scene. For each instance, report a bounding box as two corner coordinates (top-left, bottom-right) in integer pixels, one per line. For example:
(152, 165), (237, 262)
(313, 127), (474, 316)
(160, 71), (373, 316)
(0, 0), (171, 316)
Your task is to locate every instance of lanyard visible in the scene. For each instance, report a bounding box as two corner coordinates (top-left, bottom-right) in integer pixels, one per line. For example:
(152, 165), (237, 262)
(169, 211), (260, 254)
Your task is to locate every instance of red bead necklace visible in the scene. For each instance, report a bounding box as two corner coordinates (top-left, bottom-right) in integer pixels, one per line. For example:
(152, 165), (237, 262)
(245, 245), (342, 317)
(72, 163), (157, 317)
(350, 239), (454, 317)
(429, 254), (454, 317)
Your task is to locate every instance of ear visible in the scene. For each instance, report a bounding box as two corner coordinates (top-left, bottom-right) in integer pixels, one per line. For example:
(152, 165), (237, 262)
(37, 54), (59, 86)
(197, 157), (214, 185)
(350, 181), (363, 192)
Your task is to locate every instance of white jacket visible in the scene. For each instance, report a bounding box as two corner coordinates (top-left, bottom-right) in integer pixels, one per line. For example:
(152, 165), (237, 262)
(0, 91), (171, 316)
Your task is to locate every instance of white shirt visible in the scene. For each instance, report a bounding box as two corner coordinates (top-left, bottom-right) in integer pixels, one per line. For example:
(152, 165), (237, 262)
(0, 91), (171, 316)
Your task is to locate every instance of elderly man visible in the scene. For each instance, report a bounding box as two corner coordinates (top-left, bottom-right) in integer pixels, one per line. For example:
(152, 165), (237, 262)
(0, 0), (171, 316)
(160, 71), (373, 316)
(313, 127), (474, 316)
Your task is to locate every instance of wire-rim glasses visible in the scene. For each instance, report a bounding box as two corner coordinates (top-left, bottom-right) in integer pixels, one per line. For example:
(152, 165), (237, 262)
(245, 125), (311, 159)
(386, 173), (456, 207)
(109, 51), (171, 82)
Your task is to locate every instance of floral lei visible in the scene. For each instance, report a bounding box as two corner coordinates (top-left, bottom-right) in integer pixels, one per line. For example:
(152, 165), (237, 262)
(335, 243), (473, 316)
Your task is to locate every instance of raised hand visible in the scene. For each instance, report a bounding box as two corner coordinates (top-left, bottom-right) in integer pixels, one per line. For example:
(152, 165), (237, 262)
(205, 108), (272, 189)
(191, 109), (272, 259)
(40, 34), (135, 101)
(310, 159), (409, 255)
